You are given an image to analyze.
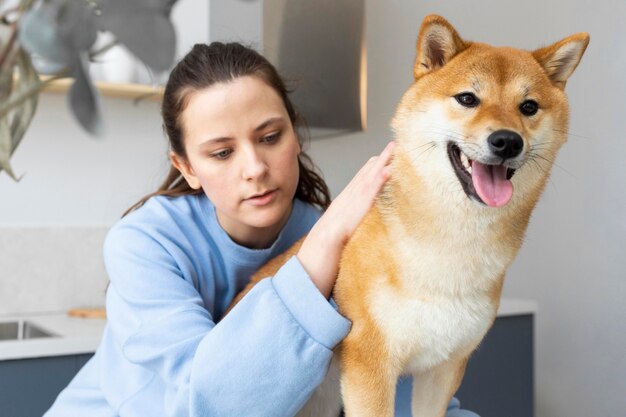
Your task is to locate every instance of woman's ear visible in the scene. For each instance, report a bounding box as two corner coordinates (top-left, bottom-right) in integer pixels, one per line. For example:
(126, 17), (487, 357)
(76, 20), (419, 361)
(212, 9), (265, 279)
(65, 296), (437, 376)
(170, 152), (202, 189)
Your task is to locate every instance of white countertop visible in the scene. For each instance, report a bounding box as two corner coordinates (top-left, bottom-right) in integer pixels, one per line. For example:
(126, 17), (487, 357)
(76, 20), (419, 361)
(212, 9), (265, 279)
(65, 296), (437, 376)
(0, 298), (537, 361)
(0, 312), (106, 361)
(497, 298), (538, 318)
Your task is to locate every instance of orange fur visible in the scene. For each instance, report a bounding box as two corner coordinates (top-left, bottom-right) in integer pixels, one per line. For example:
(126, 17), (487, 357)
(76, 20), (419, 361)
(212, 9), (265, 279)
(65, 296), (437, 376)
(228, 15), (589, 417)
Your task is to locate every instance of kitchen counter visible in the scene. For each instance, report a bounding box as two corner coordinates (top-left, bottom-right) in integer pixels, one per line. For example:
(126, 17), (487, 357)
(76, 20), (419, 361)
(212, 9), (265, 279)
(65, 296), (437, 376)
(0, 298), (537, 361)
(496, 298), (537, 318)
(0, 312), (106, 361)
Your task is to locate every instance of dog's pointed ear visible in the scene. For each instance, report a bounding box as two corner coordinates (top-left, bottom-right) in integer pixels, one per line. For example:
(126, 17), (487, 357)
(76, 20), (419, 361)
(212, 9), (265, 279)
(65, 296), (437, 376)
(414, 15), (467, 80)
(532, 33), (590, 89)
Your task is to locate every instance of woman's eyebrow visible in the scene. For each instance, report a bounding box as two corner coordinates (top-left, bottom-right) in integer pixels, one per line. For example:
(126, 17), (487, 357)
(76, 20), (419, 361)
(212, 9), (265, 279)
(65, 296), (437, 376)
(199, 136), (232, 147)
(254, 116), (284, 132)
(199, 117), (285, 147)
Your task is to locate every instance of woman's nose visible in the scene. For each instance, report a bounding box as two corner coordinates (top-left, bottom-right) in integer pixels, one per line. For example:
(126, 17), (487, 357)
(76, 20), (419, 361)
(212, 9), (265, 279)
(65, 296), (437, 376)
(242, 148), (268, 180)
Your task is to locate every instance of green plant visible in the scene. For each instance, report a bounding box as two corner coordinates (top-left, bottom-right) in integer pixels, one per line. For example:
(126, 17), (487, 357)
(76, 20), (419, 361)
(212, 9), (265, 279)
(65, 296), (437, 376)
(0, 0), (178, 181)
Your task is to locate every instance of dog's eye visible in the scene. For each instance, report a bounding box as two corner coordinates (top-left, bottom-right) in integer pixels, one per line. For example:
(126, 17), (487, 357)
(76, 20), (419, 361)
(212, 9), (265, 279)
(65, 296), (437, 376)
(520, 100), (539, 116)
(455, 92), (480, 108)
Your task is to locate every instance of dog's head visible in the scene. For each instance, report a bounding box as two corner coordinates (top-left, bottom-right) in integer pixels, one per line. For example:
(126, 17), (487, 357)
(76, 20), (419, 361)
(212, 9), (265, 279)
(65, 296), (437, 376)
(392, 15), (589, 208)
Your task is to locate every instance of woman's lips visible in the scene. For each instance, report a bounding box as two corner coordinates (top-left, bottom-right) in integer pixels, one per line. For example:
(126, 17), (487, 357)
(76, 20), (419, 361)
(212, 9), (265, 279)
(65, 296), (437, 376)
(245, 189), (277, 206)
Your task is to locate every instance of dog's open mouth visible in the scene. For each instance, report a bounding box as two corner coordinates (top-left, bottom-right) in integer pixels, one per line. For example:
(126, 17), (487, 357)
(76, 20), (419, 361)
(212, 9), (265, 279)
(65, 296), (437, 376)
(447, 143), (516, 207)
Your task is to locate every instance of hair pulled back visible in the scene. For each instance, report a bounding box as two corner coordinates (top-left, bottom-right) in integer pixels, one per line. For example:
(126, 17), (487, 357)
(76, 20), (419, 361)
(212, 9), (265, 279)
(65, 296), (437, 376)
(124, 42), (331, 216)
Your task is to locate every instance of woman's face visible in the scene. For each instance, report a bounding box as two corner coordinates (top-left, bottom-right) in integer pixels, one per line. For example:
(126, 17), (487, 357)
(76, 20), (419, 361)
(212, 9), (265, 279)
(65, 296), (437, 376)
(172, 76), (301, 249)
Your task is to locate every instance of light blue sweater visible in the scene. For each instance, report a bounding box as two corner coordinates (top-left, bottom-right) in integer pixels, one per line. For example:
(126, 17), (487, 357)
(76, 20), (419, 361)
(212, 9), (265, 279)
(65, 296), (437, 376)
(44, 193), (478, 417)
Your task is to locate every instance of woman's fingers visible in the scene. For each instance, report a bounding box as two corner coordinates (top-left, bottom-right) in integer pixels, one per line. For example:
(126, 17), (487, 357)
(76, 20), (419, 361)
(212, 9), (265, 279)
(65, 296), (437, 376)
(375, 140), (396, 171)
(332, 141), (395, 229)
(368, 140), (395, 190)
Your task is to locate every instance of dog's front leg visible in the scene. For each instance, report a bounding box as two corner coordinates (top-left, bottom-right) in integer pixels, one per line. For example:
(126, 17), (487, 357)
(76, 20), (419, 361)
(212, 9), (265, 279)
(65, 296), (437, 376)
(339, 332), (398, 417)
(410, 356), (469, 417)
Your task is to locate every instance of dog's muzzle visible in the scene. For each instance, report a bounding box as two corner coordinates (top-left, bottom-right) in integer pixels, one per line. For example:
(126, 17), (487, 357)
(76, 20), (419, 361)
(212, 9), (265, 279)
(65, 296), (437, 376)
(447, 136), (519, 208)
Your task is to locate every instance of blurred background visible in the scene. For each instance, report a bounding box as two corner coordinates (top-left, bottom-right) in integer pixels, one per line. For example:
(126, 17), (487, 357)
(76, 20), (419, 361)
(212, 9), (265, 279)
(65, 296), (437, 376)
(1, 1), (624, 416)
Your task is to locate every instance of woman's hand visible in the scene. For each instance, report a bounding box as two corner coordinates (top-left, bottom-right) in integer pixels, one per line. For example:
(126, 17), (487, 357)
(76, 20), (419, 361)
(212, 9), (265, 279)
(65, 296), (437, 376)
(297, 141), (396, 298)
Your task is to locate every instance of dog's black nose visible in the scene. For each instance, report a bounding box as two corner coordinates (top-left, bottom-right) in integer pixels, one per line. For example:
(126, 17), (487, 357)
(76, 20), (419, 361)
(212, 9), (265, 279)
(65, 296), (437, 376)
(487, 130), (524, 160)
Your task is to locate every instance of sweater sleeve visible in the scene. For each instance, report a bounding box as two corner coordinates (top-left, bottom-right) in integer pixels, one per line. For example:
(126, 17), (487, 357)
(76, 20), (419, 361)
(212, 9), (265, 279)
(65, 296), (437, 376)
(103, 225), (351, 417)
(189, 257), (350, 416)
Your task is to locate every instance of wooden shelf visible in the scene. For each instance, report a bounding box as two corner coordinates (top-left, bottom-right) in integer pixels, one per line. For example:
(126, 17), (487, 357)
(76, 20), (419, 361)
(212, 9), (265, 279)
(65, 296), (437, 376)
(41, 77), (164, 102)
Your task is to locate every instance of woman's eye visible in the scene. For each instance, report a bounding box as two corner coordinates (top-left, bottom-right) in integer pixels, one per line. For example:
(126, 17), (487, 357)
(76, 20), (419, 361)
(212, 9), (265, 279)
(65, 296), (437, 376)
(262, 132), (281, 143)
(455, 92), (480, 108)
(520, 100), (539, 116)
(211, 149), (232, 160)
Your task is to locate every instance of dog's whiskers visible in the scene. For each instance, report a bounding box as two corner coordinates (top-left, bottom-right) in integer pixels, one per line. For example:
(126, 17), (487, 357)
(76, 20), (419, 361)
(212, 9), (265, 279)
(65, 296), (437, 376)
(416, 127), (471, 141)
(526, 151), (575, 179)
(523, 156), (558, 191)
(408, 142), (437, 163)
(457, 140), (481, 150)
(529, 139), (555, 150)
(525, 155), (549, 175)
(529, 144), (557, 159)
(552, 128), (593, 141)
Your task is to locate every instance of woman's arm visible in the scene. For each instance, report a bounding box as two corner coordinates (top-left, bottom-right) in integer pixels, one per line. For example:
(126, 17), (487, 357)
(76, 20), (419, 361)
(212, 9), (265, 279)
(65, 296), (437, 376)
(104, 226), (350, 417)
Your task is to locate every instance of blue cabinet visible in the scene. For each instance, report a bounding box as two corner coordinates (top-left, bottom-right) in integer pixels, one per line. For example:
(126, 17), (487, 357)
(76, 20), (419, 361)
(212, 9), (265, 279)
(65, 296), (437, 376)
(0, 353), (93, 417)
(456, 314), (534, 417)
(0, 315), (532, 417)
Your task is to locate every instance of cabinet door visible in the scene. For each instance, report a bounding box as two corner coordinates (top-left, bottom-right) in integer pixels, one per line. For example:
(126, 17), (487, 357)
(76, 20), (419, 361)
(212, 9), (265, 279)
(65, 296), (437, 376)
(0, 354), (94, 417)
(456, 314), (534, 417)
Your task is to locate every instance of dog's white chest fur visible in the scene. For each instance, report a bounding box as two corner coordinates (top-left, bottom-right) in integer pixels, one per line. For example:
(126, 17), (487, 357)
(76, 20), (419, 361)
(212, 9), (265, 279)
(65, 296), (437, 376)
(369, 228), (501, 374)
(372, 286), (494, 373)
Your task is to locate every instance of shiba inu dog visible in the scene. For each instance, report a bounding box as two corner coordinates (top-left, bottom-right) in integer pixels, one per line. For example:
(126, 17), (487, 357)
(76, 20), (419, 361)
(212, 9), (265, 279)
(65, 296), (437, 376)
(230, 14), (589, 417)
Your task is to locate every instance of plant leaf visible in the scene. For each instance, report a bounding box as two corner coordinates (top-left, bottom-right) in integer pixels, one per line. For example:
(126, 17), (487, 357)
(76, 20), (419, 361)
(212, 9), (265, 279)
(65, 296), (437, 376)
(19, 0), (97, 75)
(19, 2), (72, 65)
(68, 54), (103, 136)
(10, 48), (38, 151)
(30, 55), (67, 75)
(0, 57), (12, 102)
(0, 116), (19, 181)
(0, 48), (38, 181)
(55, 0), (98, 52)
(98, 0), (176, 72)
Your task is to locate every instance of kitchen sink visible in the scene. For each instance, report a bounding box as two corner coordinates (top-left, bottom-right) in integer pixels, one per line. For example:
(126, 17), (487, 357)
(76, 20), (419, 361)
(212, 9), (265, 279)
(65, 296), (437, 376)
(0, 320), (57, 341)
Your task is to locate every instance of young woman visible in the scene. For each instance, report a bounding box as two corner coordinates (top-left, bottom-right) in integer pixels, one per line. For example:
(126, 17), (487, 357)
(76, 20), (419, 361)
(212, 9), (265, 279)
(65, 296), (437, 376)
(44, 42), (478, 417)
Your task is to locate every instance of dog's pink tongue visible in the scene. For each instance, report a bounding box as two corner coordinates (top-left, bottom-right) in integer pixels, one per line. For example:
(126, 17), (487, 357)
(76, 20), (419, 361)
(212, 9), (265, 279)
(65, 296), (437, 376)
(471, 162), (513, 207)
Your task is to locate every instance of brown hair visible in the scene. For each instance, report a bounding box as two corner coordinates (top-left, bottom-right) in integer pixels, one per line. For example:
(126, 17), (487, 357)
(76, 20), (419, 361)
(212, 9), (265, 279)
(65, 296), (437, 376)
(123, 42), (331, 217)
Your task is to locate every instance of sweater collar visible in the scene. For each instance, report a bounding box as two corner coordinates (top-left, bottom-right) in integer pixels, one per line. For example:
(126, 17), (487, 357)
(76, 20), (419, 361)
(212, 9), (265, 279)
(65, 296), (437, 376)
(195, 194), (306, 266)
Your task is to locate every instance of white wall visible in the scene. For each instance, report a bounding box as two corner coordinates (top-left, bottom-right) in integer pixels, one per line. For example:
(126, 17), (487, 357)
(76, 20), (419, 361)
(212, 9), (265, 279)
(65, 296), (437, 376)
(0, 95), (167, 226)
(0, 1), (624, 416)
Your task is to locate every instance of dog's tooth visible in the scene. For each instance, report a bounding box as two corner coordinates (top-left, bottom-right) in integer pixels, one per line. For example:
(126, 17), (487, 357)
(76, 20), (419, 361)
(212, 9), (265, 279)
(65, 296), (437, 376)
(461, 153), (471, 171)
